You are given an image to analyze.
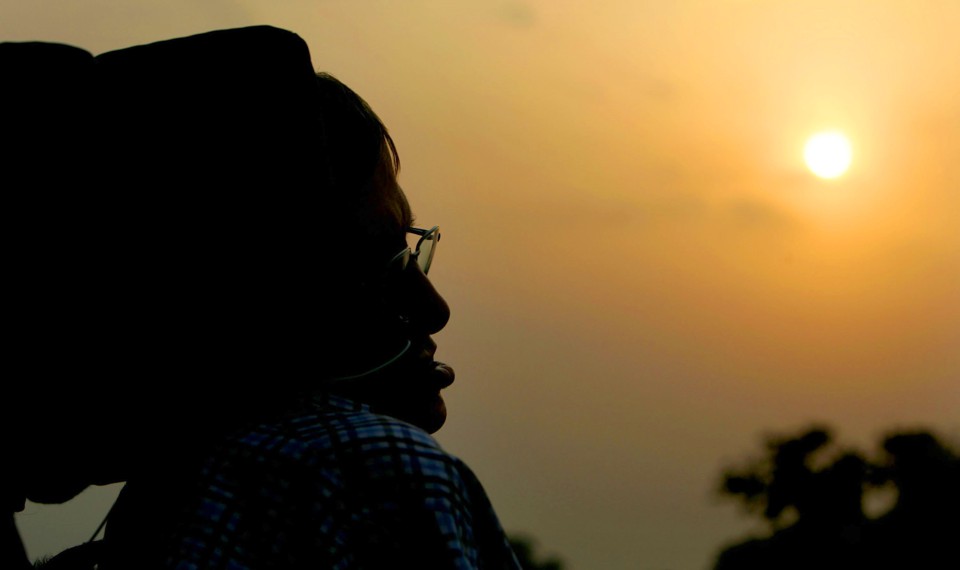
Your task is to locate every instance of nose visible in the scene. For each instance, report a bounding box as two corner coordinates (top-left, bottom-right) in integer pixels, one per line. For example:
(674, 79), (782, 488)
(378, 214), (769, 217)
(401, 264), (450, 335)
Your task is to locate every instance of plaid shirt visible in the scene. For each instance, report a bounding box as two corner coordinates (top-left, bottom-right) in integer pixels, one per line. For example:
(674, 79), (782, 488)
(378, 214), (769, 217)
(167, 394), (520, 570)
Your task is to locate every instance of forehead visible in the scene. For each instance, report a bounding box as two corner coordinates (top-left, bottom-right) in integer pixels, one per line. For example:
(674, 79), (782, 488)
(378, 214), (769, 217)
(372, 168), (411, 232)
(357, 151), (412, 252)
(384, 181), (413, 230)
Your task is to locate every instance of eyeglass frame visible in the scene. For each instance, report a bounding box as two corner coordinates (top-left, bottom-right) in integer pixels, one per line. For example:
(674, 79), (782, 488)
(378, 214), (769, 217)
(388, 225), (440, 276)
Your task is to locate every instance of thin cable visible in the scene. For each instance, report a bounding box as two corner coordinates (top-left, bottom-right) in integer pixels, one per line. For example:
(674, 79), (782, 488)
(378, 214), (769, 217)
(87, 499), (118, 543)
(326, 339), (412, 382)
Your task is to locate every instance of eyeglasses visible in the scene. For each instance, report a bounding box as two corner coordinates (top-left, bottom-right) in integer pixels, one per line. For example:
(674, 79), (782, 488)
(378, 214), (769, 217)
(388, 225), (440, 275)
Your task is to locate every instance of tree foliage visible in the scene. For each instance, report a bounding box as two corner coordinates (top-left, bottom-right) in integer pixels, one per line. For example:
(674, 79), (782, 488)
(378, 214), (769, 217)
(715, 426), (960, 570)
(508, 534), (564, 570)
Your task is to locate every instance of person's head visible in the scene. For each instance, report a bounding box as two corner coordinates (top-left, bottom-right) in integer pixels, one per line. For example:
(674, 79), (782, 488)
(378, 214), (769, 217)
(85, 29), (453, 427)
(311, 72), (453, 433)
(97, 32), (457, 433)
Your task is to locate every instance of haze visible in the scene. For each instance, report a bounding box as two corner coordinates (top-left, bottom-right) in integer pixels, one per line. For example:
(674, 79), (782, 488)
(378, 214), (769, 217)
(5, 2), (958, 569)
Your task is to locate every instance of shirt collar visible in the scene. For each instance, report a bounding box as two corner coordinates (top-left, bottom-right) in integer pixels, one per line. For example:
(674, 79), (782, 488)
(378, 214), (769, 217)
(310, 391), (371, 413)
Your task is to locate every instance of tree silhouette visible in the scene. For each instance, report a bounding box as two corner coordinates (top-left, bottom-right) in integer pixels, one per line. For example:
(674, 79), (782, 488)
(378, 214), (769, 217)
(714, 426), (959, 570)
(508, 534), (564, 570)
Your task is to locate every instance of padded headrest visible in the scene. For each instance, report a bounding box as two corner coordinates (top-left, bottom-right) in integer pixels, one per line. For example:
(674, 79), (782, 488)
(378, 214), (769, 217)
(2, 28), (335, 490)
(91, 27), (327, 185)
(0, 41), (94, 185)
(2, 26), (328, 192)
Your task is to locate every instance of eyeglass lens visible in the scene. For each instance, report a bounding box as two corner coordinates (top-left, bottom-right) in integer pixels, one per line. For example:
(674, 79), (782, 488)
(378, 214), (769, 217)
(410, 227), (439, 274)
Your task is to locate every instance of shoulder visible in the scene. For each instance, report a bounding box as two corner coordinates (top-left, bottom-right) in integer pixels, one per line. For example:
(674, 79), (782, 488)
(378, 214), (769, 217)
(310, 405), (472, 488)
(220, 399), (468, 486)
(172, 398), (520, 569)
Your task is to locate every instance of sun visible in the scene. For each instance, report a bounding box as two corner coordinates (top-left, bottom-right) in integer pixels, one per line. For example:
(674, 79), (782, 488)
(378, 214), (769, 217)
(804, 131), (852, 179)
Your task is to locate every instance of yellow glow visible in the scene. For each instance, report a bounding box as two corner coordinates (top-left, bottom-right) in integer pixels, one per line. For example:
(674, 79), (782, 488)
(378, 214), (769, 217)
(804, 131), (853, 179)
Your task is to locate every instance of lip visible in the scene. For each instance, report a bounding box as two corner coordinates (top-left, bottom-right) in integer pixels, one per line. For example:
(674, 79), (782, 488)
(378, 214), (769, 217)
(417, 337), (438, 360)
(430, 361), (456, 389)
(407, 336), (436, 364)
(408, 337), (454, 390)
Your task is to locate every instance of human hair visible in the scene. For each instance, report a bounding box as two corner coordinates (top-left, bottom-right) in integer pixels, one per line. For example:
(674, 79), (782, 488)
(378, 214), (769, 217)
(315, 72), (400, 192)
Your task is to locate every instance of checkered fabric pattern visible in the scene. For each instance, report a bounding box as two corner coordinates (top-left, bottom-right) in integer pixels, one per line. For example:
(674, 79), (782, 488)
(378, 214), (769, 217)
(168, 394), (520, 569)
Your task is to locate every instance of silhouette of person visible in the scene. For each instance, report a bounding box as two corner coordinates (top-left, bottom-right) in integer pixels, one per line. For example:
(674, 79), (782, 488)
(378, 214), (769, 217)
(3, 26), (520, 569)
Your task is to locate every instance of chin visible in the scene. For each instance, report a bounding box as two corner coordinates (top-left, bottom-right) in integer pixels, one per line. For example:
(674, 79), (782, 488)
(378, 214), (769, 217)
(25, 480), (90, 504)
(419, 402), (448, 434)
(393, 393), (448, 434)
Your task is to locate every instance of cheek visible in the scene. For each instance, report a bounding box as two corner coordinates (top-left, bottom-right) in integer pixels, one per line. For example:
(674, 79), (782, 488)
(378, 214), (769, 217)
(320, 295), (410, 374)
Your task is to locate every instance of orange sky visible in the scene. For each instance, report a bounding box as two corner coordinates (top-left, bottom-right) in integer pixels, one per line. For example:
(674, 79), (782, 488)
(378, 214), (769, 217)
(6, 2), (959, 568)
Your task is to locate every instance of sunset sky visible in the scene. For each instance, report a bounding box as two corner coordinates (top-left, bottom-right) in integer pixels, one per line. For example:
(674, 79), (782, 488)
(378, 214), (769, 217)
(5, 2), (958, 569)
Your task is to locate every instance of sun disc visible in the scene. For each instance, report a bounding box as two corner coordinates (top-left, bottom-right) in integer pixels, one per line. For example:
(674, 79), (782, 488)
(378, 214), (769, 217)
(804, 131), (852, 179)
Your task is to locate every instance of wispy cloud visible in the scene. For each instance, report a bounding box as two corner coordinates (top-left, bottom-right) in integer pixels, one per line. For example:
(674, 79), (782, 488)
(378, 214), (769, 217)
(495, 1), (537, 28)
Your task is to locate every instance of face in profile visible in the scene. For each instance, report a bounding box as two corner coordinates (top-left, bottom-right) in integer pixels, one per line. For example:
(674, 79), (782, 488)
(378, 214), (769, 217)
(326, 148), (453, 433)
